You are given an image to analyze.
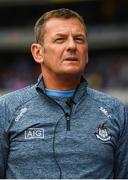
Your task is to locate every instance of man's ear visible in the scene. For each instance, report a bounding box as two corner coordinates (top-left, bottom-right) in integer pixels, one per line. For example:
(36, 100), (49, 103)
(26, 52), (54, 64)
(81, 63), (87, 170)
(31, 43), (44, 64)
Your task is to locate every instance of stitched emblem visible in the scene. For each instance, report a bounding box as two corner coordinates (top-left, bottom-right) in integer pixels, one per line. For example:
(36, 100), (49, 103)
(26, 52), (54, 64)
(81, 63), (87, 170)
(95, 123), (111, 142)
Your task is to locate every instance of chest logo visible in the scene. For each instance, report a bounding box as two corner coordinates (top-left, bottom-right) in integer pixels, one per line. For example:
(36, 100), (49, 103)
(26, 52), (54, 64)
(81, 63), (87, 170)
(95, 123), (111, 142)
(15, 107), (27, 122)
(100, 107), (112, 119)
(25, 128), (44, 139)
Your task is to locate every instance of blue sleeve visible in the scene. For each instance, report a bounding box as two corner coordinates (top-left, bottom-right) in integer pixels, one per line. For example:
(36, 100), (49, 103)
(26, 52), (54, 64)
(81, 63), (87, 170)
(114, 107), (128, 178)
(0, 98), (9, 178)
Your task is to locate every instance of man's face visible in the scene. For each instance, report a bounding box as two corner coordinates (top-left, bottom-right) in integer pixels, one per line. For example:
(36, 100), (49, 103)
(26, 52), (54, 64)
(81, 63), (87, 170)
(41, 17), (88, 78)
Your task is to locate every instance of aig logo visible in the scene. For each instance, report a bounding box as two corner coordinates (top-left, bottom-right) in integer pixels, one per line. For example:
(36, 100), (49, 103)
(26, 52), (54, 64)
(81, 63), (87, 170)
(25, 128), (44, 139)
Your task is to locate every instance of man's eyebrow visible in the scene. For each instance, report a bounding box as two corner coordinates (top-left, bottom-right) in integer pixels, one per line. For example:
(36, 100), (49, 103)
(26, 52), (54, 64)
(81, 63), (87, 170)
(74, 33), (86, 37)
(54, 33), (85, 37)
(54, 33), (66, 36)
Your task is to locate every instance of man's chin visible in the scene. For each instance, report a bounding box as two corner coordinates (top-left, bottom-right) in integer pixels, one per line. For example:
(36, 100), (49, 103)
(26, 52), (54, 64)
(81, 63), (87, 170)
(60, 70), (83, 77)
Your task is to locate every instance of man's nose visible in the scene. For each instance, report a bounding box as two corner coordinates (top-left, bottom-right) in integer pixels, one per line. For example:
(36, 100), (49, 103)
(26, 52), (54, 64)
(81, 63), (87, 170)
(66, 37), (76, 51)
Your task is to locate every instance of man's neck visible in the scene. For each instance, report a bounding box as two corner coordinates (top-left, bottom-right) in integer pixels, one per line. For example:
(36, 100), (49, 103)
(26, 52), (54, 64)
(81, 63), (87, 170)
(42, 72), (81, 91)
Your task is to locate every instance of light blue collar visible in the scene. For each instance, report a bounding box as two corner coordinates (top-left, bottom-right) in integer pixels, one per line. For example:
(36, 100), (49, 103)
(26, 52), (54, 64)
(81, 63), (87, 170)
(45, 88), (75, 97)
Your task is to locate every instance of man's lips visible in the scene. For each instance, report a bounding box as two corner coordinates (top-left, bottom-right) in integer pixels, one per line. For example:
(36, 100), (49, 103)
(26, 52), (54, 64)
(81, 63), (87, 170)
(64, 57), (78, 61)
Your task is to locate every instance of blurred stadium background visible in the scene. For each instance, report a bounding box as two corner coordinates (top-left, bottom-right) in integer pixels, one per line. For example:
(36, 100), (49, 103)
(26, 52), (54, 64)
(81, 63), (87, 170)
(0, 0), (128, 106)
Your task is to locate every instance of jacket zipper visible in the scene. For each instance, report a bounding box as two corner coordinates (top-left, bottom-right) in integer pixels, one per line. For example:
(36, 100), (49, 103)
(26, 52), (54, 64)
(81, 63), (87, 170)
(65, 112), (71, 131)
(38, 89), (73, 131)
(47, 95), (73, 131)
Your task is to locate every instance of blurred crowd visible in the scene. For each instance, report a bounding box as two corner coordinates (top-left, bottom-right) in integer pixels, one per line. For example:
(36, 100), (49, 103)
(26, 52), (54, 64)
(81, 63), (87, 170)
(0, 58), (38, 93)
(86, 54), (128, 90)
(0, 54), (128, 94)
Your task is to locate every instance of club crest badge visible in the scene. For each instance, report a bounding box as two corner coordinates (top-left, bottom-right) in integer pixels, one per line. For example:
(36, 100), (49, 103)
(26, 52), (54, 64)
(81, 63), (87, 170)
(95, 123), (111, 142)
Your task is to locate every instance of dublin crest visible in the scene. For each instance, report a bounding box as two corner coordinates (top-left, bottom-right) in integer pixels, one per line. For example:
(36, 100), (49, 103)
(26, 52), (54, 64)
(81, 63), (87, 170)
(95, 123), (111, 142)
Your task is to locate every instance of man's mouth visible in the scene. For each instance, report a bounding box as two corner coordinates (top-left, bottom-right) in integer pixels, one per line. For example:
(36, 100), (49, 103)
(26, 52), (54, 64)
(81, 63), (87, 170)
(64, 56), (78, 61)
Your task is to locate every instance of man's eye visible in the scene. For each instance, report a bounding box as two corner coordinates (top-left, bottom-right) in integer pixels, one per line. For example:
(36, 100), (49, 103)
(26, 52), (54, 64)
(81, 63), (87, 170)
(55, 38), (65, 43)
(75, 38), (85, 44)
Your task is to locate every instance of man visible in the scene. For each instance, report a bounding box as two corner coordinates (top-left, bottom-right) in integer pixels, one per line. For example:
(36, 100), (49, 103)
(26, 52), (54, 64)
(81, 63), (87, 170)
(0, 8), (128, 179)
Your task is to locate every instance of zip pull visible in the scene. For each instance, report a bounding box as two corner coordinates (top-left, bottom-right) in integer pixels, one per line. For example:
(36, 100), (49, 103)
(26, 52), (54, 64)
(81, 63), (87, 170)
(65, 112), (70, 131)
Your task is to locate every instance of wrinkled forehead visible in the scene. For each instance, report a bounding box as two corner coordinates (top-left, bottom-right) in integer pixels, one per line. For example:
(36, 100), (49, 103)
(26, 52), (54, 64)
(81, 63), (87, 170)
(44, 17), (86, 35)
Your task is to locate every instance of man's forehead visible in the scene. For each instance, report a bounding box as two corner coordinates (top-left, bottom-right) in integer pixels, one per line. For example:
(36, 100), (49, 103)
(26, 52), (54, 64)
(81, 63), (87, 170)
(45, 17), (85, 34)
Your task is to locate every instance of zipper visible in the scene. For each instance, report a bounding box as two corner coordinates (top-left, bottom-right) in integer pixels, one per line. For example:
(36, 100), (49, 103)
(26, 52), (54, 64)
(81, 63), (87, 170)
(37, 87), (75, 178)
(65, 112), (71, 131)
(37, 88), (73, 131)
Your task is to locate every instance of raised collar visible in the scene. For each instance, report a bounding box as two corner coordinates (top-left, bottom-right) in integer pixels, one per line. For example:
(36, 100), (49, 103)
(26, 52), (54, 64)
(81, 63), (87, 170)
(36, 74), (88, 103)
